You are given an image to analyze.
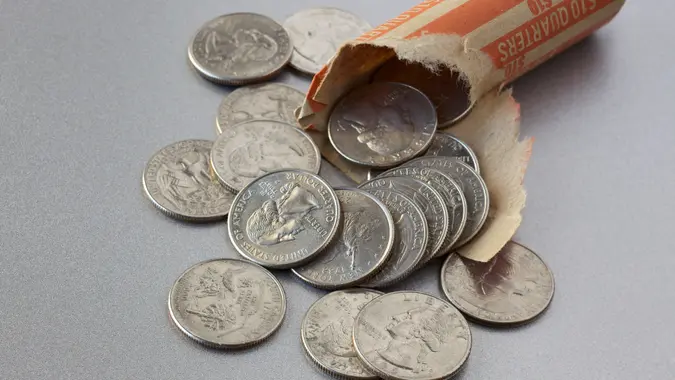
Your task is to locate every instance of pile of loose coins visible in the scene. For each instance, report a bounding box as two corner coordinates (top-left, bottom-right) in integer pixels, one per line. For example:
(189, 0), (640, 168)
(143, 8), (556, 380)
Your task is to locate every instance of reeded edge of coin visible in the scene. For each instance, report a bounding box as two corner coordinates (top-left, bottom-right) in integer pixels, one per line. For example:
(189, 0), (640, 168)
(358, 190), (429, 289)
(375, 169), (459, 260)
(440, 242), (556, 326)
(360, 175), (448, 264)
(227, 169), (341, 269)
(327, 82), (438, 168)
(402, 156), (489, 248)
(428, 133), (481, 175)
(301, 289), (384, 380)
(215, 83), (304, 134)
(292, 187), (396, 289)
(142, 140), (232, 222)
(437, 100), (475, 129)
(352, 290), (472, 380)
(210, 119), (322, 193)
(167, 258), (287, 349)
(187, 13), (292, 85)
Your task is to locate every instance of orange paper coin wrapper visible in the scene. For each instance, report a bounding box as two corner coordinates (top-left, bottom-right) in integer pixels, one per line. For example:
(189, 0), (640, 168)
(297, 0), (625, 262)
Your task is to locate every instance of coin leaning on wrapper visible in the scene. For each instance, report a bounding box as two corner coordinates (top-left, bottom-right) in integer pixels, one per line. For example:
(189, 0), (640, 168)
(140, 6), (555, 379)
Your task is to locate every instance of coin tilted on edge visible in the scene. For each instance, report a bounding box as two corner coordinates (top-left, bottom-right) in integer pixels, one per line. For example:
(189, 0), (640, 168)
(142, 140), (235, 222)
(283, 8), (372, 75)
(301, 289), (383, 379)
(353, 291), (472, 380)
(168, 259), (286, 348)
(360, 189), (428, 288)
(441, 241), (555, 325)
(373, 59), (473, 128)
(360, 176), (448, 266)
(403, 157), (489, 248)
(228, 169), (341, 269)
(378, 167), (468, 257)
(425, 133), (480, 174)
(211, 120), (321, 193)
(216, 83), (306, 134)
(293, 188), (395, 289)
(188, 13), (293, 85)
(328, 82), (437, 168)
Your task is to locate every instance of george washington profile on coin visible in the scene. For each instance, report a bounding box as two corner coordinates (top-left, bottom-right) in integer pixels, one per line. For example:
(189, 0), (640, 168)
(328, 82), (437, 167)
(246, 181), (320, 245)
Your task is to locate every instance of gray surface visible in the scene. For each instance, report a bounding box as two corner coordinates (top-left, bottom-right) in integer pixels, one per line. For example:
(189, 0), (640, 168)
(0, 1), (672, 379)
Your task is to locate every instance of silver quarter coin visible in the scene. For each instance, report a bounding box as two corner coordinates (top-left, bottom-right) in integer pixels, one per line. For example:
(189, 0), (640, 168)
(328, 82), (437, 168)
(441, 242), (555, 325)
(403, 157), (489, 248)
(360, 189), (428, 288)
(283, 8), (372, 75)
(373, 59), (473, 128)
(353, 291), (472, 380)
(228, 169), (340, 269)
(360, 177), (448, 266)
(301, 289), (383, 379)
(378, 167), (467, 257)
(216, 83), (305, 134)
(293, 188), (395, 289)
(425, 133), (480, 174)
(211, 120), (321, 193)
(142, 140), (235, 222)
(168, 258), (286, 348)
(188, 13), (293, 85)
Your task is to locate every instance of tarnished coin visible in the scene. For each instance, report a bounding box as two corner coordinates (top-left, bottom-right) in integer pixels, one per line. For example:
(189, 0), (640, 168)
(360, 189), (427, 288)
(373, 59), (473, 128)
(216, 83), (305, 134)
(328, 82), (437, 168)
(378, 167), (467, 257)
(360, 177), (448, 266)
(283, 8), (372, 75)
(425, 133), (480, 174)
(403, 157), (489, 248)
(353, 291), (471, 380)
(441, 242), (555, 325)
(211, 120), (321, 193)
(228, 169), (340, 269)
(301, 289), (383, 379)
(168, 259), (286, 348)
(293, 189), (395, 289)
(142, 140), (235, 222)
(188, 13), (292, 84)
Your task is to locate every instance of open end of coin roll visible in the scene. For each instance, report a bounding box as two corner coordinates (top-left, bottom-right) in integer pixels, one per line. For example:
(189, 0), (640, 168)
(371, 57), (474, 129)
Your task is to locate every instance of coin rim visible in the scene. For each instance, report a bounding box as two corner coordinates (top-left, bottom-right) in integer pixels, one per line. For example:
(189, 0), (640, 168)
(425, 133), (481, 174)
(210, 119), (322, 193)
(142, 139), (233, 222)
(215, 83), (305, 134)
(187, 12), (293, 85)
(227, 169), (341, 269)
(167, 258), (287, 349)
(359, 176), (448, 264)
(283, 7), (372, 76)
(377, 167), (467, 258)
(358, 190), (429, 288)
(292, 187), (396, 289)
(440, 242), (556, 326)
(352, 290), (472, 380)
(301, 288), (384, 379)
(402, 157), (489, 248)
(327, 82), (438, 168)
